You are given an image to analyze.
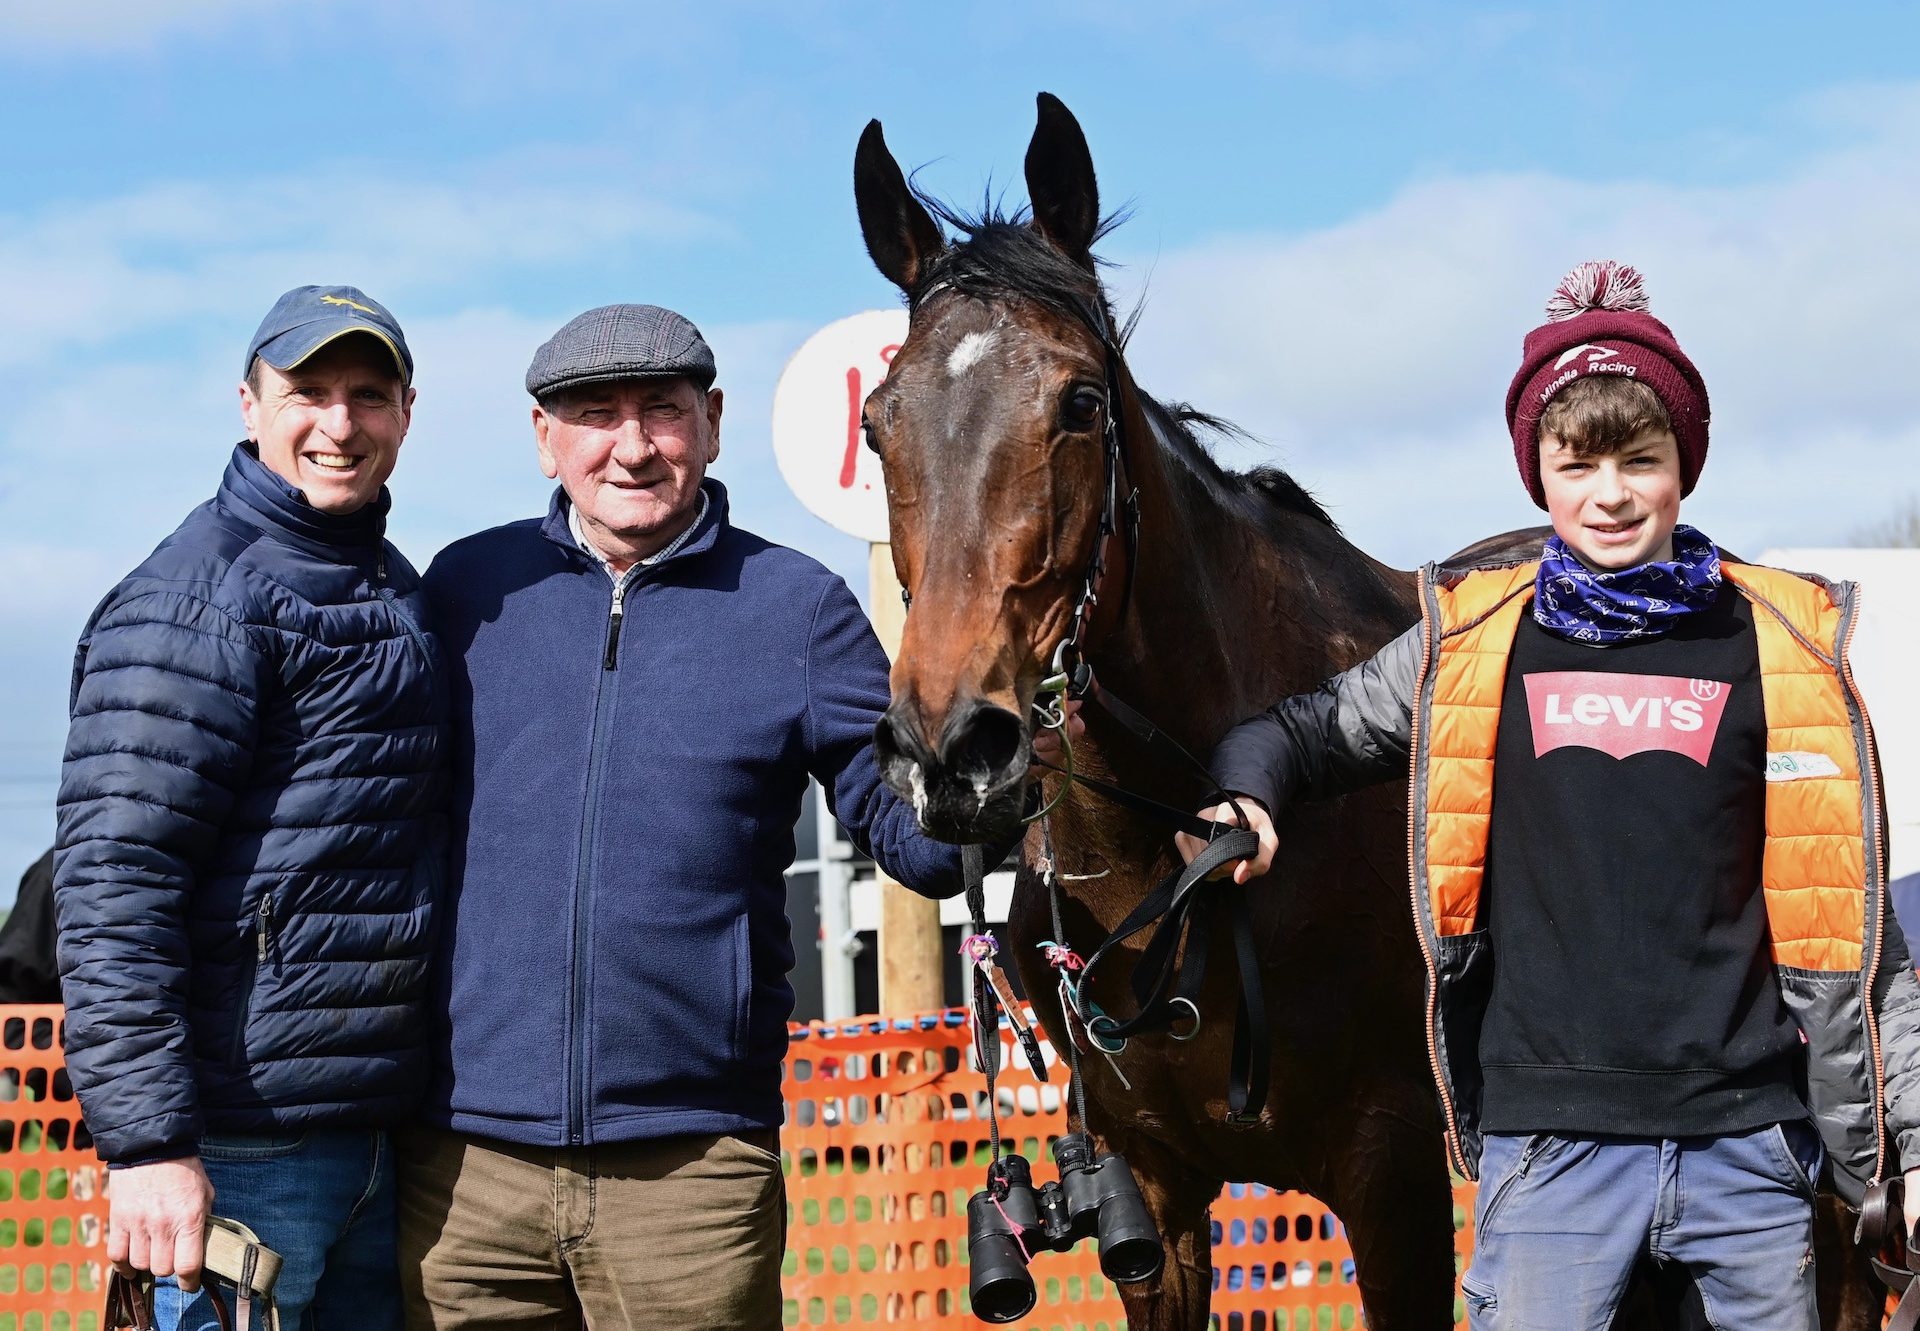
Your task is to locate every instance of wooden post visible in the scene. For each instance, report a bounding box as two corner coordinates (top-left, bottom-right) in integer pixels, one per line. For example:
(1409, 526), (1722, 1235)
(869, 542), (946, 1015)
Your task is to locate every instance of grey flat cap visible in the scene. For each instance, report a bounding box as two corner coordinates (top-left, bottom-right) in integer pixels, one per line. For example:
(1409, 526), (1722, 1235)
(526, 303), (716, 398)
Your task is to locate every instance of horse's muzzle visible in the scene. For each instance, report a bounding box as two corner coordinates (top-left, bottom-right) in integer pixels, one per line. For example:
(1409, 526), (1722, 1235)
(875, 697), (1030, 844)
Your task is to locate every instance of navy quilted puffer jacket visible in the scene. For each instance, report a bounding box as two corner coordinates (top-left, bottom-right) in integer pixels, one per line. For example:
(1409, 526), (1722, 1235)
(53, 444), (448, 1164)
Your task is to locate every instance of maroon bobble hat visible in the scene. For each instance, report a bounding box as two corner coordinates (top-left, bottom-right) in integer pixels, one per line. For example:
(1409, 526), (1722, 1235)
(1504, 261), (1710, 509)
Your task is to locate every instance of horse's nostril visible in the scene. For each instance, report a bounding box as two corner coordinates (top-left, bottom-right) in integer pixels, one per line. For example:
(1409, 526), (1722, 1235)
(874, 713), (901, 768)
(875, 706), (929, 775)
(944, 703), (1027, 782)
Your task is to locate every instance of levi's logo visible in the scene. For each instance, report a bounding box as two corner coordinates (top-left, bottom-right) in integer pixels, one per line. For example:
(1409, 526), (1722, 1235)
(1523, 672), (1731, 766)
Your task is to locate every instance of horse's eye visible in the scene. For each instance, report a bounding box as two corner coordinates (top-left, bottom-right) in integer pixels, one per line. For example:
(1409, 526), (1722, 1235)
(862, 417), (881, 454)
(1061, 386), (1104, 433)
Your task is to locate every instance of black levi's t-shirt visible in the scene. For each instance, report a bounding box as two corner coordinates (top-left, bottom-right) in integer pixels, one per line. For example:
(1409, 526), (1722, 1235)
(1476, 590), (1807, 1138)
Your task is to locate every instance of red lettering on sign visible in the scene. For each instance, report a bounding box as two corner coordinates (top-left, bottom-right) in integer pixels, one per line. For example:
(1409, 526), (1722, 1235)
(840, 346), (903, 491)
(841, 366), (863, 490)
(1523, 671), (1730, 765)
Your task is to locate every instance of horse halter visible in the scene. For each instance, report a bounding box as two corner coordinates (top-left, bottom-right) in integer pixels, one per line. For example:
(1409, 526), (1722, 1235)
(1048, 294), (1141, 694)
(893, 281), (1141, 682)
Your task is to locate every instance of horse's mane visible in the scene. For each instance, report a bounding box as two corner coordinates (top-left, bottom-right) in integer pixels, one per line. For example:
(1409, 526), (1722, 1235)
(1148, 400), (1338, 535)
(907, 195), (1337, 533)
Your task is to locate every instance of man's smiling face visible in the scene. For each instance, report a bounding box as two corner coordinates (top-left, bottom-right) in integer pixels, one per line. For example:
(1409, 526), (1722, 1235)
(240, 334), (414, 515)
(533, 375), (722, 569)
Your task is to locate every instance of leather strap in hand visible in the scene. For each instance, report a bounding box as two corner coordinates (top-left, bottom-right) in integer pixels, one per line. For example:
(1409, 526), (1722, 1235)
(105, 1270), (234, 1331)
(1858, 1177), (1920, 1331)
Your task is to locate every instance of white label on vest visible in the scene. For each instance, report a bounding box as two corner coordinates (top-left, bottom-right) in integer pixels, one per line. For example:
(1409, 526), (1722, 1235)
(1765, 751), (1843, 782)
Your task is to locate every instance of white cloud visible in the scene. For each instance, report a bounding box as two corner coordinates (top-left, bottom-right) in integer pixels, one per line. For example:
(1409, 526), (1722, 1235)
(0, 0), (264, 53)
(0, 168), (711, 369)
(0, 540), (126, 623)
(1231, 6), (1536, 81)
(1110, 84), (1920, 567)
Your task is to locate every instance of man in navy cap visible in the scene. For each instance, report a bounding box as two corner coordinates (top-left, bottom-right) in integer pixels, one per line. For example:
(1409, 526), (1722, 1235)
(402, 304), (1023, 1328)
(54, 285), (447, 1329)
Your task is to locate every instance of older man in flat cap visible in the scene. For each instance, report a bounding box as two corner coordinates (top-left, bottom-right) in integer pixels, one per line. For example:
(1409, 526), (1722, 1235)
(55, 285), (446, 1329)
(404, 305), (1017, 1328)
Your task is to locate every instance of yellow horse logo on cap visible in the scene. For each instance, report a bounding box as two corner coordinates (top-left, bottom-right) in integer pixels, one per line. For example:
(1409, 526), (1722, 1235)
(319, 294), (378, 315)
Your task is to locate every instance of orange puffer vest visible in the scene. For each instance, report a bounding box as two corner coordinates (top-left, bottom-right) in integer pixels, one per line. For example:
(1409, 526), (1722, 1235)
(1409, 558), (1898, 1203)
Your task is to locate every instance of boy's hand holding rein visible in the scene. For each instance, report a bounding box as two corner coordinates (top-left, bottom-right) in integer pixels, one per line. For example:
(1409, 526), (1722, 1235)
(1028, 697), (1084, 772)
(1175, 799), (1277, 884)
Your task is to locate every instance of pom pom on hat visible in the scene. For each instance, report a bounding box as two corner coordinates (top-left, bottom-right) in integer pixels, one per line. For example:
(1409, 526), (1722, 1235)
(1504, 260), (1710, 509)
(1544, 260), (1649, 323)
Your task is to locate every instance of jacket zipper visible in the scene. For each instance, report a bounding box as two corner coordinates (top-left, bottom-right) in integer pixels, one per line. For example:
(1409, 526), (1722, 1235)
(603, 574), (628, 670)
(1837, 587), (1890, 1183)
(373, 553), (435, 660)
(229, 893), (276, 1067)
(1406, 568), (1469, 1179)
(568, 570), (632, 1146)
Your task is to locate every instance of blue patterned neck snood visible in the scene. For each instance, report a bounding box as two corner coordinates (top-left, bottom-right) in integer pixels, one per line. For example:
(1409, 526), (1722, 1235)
(1533, 523), (1723, 646)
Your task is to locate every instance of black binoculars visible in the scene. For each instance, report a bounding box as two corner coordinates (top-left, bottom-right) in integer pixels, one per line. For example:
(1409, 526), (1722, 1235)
(965, 1133), (1164, 1323)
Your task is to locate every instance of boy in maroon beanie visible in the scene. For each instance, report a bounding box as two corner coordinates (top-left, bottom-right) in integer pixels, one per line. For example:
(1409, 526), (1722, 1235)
(1180, 261), (1920, 1328)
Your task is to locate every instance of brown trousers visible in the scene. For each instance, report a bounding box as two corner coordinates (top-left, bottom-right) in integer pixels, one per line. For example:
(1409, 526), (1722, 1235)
(397, 1127), (785, 1330)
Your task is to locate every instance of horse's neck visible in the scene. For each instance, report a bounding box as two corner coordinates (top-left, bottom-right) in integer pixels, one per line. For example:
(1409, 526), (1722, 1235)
(1080, 402), (1413, 797)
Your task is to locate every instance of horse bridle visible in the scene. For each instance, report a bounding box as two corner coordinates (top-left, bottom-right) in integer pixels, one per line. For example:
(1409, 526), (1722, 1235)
(1047, 297), (1140, 689)
(896, 282), (1140, 658)
(930, 283), (1272, 1127)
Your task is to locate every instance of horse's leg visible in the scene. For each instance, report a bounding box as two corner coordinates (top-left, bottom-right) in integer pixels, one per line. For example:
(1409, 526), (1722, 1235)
(1104, 1132), (1220, 1331)
(1317, 1094), (1456, 1330)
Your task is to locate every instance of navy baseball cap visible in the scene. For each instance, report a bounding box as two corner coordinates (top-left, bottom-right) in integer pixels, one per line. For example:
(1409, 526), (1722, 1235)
(244, 285), (413, 385)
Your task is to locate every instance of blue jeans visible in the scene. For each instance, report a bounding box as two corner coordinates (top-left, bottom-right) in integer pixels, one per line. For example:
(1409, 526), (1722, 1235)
(152, 1128), (400, 1331)
(1462, 1124), (1823, 1330)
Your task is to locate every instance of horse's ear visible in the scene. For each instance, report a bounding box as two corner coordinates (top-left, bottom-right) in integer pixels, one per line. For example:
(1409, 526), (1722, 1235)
(855, 119), (945, 295)
(1024, 92), (1100, 268)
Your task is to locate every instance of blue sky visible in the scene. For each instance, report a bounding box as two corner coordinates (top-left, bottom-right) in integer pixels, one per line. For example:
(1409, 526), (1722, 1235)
(4, 1), (1920, 896)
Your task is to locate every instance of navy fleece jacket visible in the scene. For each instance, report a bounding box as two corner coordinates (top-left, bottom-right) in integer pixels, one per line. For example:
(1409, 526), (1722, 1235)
(423, 480), (976, 1147)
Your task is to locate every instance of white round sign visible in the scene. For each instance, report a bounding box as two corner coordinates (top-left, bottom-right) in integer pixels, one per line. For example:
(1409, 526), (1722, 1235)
(772, 309), (909, 543)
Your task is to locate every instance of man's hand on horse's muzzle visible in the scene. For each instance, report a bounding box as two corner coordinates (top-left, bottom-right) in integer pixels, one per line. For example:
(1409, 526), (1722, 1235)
(1029, 697), (1084, 773)
(1176, 799), (1277, 885)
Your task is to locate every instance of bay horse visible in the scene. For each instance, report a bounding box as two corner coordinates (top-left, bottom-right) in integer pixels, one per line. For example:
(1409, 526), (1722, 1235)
(853, 94), (1882, 1331)
(855, 93), (1455, 1328)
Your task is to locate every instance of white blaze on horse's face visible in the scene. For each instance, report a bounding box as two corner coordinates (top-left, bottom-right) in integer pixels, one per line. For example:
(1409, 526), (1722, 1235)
(946, 329), (999, 379)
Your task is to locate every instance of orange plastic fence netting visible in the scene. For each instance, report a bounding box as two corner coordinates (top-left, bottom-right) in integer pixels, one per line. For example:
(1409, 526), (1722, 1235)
(0, 1004), (1476, 1330)
(781, 1009), (1475, 1329)
(0, 1006), (104, 1331)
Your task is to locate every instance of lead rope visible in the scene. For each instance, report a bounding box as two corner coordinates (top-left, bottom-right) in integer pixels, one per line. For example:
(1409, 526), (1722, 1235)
(1038, 816), (1091, 1129)
(962, 842), (1007, 1177)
